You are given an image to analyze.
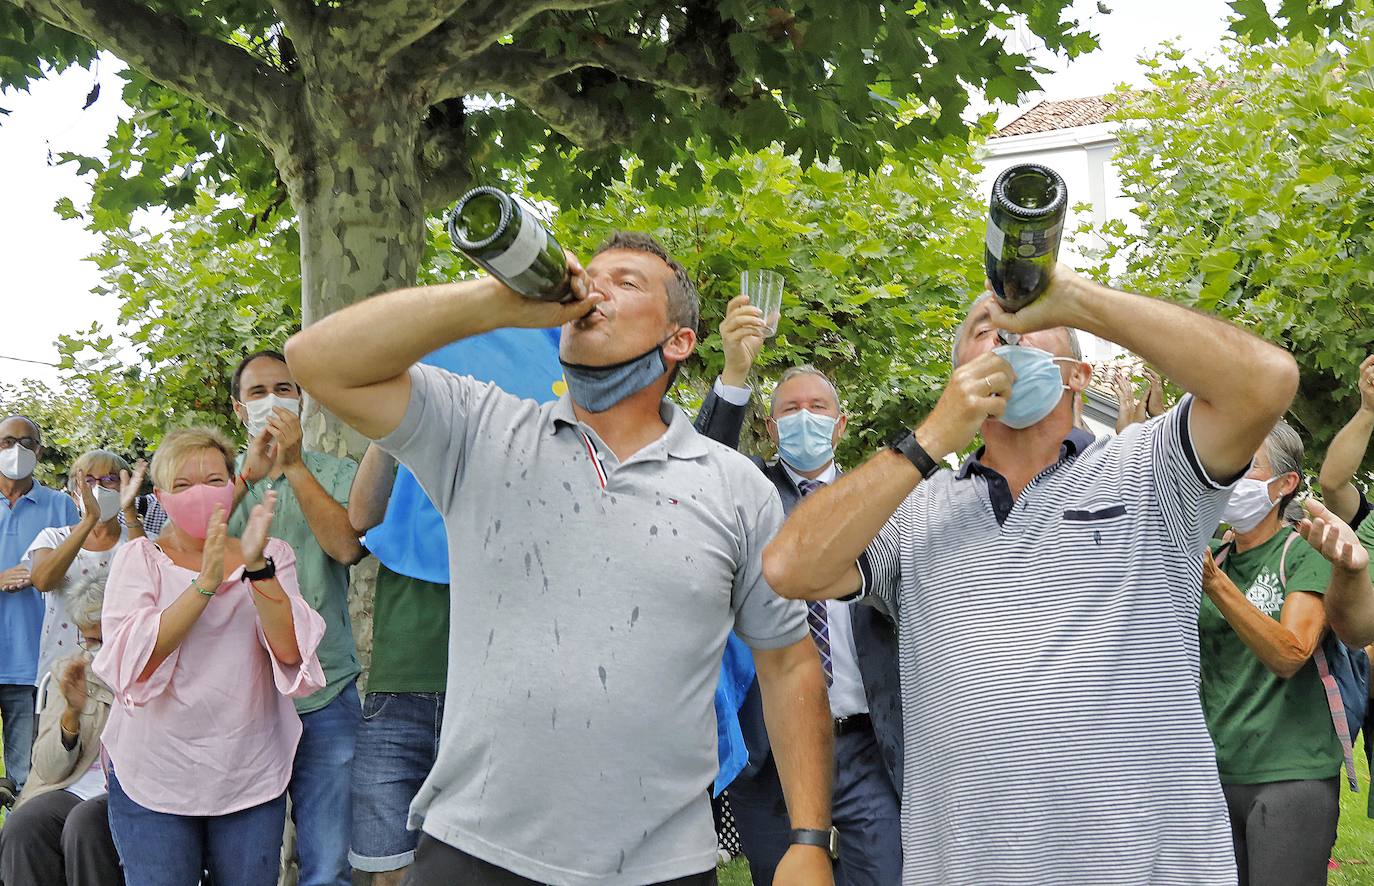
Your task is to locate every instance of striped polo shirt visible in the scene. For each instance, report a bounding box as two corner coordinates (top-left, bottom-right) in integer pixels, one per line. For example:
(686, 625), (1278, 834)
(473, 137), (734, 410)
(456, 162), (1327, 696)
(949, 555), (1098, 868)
(860, 397), (1240, 885)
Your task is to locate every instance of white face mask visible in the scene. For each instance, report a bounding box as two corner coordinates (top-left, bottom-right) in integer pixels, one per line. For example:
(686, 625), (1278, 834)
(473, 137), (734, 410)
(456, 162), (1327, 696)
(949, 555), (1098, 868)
(1222, 477), (1280, 533)
(242, 394), (301, 440)
(80, 485), (122, 523)
(0, 445), (37, 481)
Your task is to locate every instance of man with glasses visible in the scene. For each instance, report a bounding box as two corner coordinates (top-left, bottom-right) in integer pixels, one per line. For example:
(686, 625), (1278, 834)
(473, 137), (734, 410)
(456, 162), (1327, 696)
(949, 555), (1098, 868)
(0, 416), (78, 796)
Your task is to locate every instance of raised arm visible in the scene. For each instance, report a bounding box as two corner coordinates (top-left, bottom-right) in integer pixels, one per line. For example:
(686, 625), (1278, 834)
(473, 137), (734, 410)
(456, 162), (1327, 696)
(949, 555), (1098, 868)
(1318, 355), (1374, 524)
(349, 443), (397, 534)
(262, 409), (365, 565)
(694, 294), (765, 449)
(1296, 499), (1374, 646)
(764, 350), (1015, 600)
(991, 266), (1298, 482)
(285, 260), (595, 441)
(30, 482), (99, 592)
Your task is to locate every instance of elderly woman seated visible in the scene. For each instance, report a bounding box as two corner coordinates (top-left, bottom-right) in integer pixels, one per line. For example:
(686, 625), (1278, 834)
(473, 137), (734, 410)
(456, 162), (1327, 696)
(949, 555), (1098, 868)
(0, 572), (123, 886)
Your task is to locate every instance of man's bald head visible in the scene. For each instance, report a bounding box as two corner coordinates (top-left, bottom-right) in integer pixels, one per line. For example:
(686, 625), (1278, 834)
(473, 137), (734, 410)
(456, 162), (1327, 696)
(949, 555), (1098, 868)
(0, 415), (40, 443)
(950, 293), (1082, 368)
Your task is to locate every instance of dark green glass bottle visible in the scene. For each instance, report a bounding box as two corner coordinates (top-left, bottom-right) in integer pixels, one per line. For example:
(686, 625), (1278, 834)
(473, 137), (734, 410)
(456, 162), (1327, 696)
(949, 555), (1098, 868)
(984, 164), (1067, 311)
(448, 187), (571, 302)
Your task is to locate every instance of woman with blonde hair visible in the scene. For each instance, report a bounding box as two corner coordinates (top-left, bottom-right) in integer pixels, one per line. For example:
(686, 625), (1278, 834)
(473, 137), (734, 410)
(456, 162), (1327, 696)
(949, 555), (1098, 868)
(23, 449), (145, 690)
(93, 426), (326, 886)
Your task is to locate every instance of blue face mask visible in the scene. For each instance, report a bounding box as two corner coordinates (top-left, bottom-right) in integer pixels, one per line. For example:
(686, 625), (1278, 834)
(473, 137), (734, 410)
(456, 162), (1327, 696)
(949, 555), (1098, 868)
(560, 337), (674, 413)
(992, 344), (1074, 430)
(776, 409), (838, 472)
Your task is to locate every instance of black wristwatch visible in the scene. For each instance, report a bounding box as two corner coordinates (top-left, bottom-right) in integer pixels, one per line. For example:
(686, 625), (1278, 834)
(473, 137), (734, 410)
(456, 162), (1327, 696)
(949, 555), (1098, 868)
(790, 826), (840, 860)
(888, 429), (941, 479)
(243, 556), (277, 582)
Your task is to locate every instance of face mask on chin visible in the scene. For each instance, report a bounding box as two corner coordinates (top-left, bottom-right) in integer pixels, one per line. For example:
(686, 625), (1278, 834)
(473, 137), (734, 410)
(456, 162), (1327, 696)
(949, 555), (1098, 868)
(560, 334), (677, 413)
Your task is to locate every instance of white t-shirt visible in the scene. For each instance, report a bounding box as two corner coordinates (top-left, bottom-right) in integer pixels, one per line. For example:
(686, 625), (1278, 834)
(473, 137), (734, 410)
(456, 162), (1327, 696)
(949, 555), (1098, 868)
(23, 526), (127, 688)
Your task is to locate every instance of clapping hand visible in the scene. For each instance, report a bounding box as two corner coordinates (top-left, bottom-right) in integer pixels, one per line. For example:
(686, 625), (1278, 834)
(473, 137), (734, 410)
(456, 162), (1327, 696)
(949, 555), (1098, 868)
(1358, 355), (1374, 414)
(74, 471), (100, 527)
(241, 490), (278, 570)
(264, 409), (303, 469)
(0, 565), (31, 592)
(119, 459), (147, 512)
(198, 507), (228, 592)
(1296, 499), (1370, 574)
(59, 655), (90, 714)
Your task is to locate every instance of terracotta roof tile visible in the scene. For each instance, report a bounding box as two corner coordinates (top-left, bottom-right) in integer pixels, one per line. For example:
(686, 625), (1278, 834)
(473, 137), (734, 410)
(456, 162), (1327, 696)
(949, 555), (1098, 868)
(993, 94), (1124, 138)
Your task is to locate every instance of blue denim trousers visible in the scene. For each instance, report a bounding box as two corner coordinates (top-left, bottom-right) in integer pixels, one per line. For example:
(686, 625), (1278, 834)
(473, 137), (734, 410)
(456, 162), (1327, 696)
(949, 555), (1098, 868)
(106, 767), (287, 886)
(291, 681), (361, 886)
(348, 692), (445, 873)
(0, 684), (36, 791)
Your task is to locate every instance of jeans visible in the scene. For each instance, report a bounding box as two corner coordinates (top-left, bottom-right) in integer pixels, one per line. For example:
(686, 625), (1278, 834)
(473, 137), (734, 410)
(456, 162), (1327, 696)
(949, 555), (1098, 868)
(0, 685), (36, 791)
(0, 790), (123, 886)
(349, 692), (445, 873)
(106, 767), (287, 886)
(291, 682), (361, 886)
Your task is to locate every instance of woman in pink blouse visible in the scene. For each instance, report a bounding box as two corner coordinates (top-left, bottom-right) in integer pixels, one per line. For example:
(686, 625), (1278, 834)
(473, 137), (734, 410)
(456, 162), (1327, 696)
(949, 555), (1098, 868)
(93, 426), (325, 886)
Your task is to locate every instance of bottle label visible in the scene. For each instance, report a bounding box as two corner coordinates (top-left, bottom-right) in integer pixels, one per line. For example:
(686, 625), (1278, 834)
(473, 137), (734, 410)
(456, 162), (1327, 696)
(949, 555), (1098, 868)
(985, 222), (1005, 257)
(486, 201), (549, 279)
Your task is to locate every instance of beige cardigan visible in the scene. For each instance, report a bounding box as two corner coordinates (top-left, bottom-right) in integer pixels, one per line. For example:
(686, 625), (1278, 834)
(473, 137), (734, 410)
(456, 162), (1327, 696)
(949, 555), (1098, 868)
(16, 660), (113, 807)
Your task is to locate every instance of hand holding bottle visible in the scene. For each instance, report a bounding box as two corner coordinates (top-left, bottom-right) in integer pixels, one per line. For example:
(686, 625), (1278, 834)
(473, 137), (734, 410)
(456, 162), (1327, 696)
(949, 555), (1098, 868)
(985, 262), (1087, 342)
(488, 250), (601, 331)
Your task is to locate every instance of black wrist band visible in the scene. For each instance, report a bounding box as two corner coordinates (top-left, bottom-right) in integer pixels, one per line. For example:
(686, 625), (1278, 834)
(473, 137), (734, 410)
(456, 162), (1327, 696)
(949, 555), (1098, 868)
(790, 827), (840, 860)
(888, 430), (941, 479)
(243, 556), (276, 582)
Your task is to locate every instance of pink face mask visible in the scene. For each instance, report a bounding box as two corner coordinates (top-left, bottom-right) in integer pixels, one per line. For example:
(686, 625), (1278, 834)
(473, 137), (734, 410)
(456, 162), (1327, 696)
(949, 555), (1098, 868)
(158, 483), (235, 539)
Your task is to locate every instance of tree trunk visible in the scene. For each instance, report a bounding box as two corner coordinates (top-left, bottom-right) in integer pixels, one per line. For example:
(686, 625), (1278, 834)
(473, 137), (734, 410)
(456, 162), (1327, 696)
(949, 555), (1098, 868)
(274, 88), (431, 675)
(268, 93), (432, 885)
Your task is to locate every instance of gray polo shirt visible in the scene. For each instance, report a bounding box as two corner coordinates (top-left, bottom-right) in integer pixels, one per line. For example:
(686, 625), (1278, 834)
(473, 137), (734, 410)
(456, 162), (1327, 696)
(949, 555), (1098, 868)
(379, 363), (807, 886)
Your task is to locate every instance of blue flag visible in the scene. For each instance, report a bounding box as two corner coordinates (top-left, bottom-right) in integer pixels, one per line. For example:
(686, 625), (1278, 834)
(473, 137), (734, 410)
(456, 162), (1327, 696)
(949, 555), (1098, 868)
(364, 326), (755, 794)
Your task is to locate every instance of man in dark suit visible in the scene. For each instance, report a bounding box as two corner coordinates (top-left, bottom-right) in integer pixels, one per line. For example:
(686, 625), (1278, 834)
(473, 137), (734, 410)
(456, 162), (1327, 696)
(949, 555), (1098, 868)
(696, 296), (903, 885)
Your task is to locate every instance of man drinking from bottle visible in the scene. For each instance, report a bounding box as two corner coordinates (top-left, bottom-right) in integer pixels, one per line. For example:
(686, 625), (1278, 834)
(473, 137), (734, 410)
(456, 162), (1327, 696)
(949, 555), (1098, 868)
(763, 266), (1300, 885)
(286, 232), (834, 886)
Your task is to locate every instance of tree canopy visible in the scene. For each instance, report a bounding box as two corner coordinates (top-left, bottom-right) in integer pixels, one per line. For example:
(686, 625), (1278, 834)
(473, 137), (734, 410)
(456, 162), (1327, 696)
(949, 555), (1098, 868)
(1089, 2), (1374, 462)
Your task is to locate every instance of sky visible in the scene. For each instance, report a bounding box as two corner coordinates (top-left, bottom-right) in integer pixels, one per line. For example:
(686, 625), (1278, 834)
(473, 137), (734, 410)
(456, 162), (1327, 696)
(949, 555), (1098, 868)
(0, 0), (1240, 390)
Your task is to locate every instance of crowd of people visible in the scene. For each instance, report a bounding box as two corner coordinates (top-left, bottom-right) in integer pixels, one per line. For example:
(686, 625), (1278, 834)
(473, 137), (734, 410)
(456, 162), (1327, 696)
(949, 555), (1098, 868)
(0, 230), (1372, 886)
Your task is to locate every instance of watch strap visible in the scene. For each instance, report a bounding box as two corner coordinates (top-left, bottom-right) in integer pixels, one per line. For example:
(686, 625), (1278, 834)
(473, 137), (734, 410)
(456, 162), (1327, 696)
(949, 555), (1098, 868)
(890, 430), (941, 479)
(789, 826), (840, 860)
(243, 555), (276, 582)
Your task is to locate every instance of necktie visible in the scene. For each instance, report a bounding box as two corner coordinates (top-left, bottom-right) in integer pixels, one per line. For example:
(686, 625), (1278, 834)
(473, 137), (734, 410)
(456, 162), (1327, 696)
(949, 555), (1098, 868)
(797, 478), (833, 687)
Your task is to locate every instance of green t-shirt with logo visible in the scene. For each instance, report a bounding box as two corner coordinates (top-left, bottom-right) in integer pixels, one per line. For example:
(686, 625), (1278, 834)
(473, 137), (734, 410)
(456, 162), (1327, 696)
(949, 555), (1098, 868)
(1200, 528), (1341, 784)
(365, 562), (450, 693)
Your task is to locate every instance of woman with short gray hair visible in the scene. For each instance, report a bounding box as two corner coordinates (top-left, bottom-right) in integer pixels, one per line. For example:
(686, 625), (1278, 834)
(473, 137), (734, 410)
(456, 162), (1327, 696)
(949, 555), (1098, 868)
(1199, 419), (1344, 886)
(23, 449), (145, 692)
(0, 571), (124, 886)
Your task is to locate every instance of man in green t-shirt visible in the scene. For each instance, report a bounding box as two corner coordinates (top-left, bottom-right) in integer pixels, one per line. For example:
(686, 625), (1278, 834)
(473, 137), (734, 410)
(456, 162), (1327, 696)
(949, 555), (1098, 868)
(228, 350), (366, 886)
(345, 442), (450, 886)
